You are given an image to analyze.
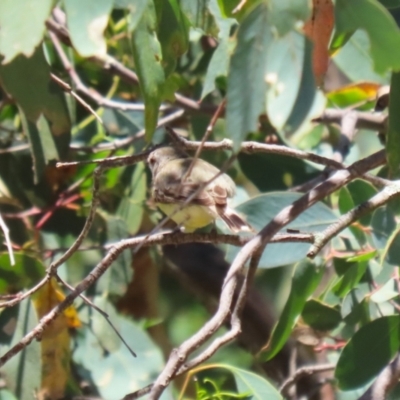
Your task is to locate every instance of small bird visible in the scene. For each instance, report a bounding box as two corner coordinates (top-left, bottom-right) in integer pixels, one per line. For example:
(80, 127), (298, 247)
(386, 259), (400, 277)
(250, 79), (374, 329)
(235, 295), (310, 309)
(147, 146), (253, 233)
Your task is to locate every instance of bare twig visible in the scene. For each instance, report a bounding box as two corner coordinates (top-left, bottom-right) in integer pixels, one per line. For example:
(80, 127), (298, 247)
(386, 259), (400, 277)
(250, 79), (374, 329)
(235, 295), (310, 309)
(49, 31), (156, 113)
(314, 109), (387, 132)
(0, 230), (312, 309)
(168, 131), (390, 187)
(69, 109), (185, 154)
(279, 363), (335, 396)
(55, 275), (137, 357)
(46, 13), (217, 115)
(50, 73), (103, 124)
(333, 110), (359, 162)
(307, 181), (400, 258)
(182, 98), (227, 181)
(0, 276), (49, 308)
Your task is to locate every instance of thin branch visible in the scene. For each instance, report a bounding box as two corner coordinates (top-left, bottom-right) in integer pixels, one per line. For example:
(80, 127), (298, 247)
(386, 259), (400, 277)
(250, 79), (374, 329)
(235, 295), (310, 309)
(56, 274), (137, 358)
(182, 99), (226, 181)
(314, 109), (387, 132)
(49, 31), (161, 113)
(69, 109), (185, 154)
(0, 276), (49, 308)
(0, 230), (312, 309)
(46, 165), (103, 275)
(50, 72), (103, 124)
(333, 110), (359, 162)
(124, 244), (253, 400)
(168, 131), (390, 187)
(46, 14), (217, 115)
(307, 181), (400, 258)
(279, 363), (335, 396)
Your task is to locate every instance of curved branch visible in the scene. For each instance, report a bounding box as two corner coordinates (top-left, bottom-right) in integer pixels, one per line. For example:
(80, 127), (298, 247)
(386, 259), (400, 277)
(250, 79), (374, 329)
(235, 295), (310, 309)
(307, 181), (400, 258)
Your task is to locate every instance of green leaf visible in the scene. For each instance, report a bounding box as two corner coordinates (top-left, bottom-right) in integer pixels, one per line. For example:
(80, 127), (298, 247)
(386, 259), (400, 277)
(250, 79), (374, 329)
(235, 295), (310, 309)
(333, 261), (368, 298)
(266, 32), (316, 134)
(371, 206), (396, 250)
(217, 364), (283, 399)
(180, 0), (210, 29)
(131, 0), (165, 141)
(91, 296), (123, 353)
(226, 3), (270, 149)
(0, 389), (18, 400)
(327, 82), (380, 110)
(226, 192), (337, 268)
(201, 0), (235, 99)
(260, 260), (323, 361)
(2, 300), (41, 400)
(382, 227), (400, 265)
(330, 30), (355, 53)
(302, 299), (342, 331)
(0, 0), (53, 63)
(157, 0), (189, 77)
(116, 162), (147, 235)
(339, 187), (355, 215)
(114, 0), (148, 31)
(341, 285), (370, 320)
(74, 299), (168, 399)
(0, 47), (71, 181)
(388, 71), (400, 176)
(370, 279), (398, 303)
(19, 113), (64, 182)
(347, 180), (378, 225)
(0, 253), (44, 294)
(333, 30), (389, 83)
(335, 316), (400, 390)
(217, 0), (264, 19)
(335, 0), (400, 74)
(64, 0), (113, 57)
(239, 152), (320, 192)
(268, 0), (310, 36)
(95, 214), (133, 296)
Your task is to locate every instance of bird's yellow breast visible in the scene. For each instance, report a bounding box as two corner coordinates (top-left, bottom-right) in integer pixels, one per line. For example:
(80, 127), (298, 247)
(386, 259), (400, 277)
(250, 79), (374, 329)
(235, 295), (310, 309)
(156, 203), (216, 232)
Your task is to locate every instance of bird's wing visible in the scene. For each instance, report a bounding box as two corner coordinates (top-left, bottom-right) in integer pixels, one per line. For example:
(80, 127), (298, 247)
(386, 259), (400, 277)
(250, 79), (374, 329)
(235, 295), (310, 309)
(153, 158), (230, 207)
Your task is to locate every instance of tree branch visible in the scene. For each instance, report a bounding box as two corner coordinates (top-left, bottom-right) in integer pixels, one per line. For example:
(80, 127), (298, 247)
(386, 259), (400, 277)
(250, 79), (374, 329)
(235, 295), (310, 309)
(307, 181), (400, 258)
(279, 363), (335, 396)
(314, 109), (387, 132)
(143, 150), (386, 399)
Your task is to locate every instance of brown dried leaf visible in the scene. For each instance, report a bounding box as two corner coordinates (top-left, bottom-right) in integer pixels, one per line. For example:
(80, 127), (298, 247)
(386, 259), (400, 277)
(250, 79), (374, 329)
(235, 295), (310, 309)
(304, 0), (335, 86)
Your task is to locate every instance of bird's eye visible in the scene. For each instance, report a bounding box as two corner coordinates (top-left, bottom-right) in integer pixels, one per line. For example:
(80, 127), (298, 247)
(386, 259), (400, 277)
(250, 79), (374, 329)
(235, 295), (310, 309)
(149, 156), (155, 165)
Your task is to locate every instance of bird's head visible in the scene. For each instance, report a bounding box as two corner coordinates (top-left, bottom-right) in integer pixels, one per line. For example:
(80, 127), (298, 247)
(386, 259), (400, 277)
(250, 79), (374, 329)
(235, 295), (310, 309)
(147, 146), (186, 176)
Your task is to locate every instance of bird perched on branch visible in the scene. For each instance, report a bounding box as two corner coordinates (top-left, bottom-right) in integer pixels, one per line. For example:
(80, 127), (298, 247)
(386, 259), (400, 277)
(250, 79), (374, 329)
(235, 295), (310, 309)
(147, 146), (253, 233)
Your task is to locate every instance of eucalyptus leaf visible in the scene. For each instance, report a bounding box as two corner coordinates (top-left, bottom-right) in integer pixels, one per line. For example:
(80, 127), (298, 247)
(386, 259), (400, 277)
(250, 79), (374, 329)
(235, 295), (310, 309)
(260, 260), (323, 361)
(220, 364), (283, 399)
(131, 0), (165, 141)
(335, 316), (400, 390)
(0, 0), (53, 62)
(335, 0), (400, 74)
(65, 0), (113, 57)
(2, 300), (41, 400)
(226, 3), (270, 149)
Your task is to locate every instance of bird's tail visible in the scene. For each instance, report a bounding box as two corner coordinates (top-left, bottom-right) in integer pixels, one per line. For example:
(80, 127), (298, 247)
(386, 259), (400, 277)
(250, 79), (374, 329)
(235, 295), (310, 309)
(219, 207), (254, 233)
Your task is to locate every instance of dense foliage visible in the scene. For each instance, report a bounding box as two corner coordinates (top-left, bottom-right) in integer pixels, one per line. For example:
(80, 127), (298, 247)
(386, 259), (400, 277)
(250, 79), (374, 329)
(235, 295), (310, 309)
(1, 0), (400, 399)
